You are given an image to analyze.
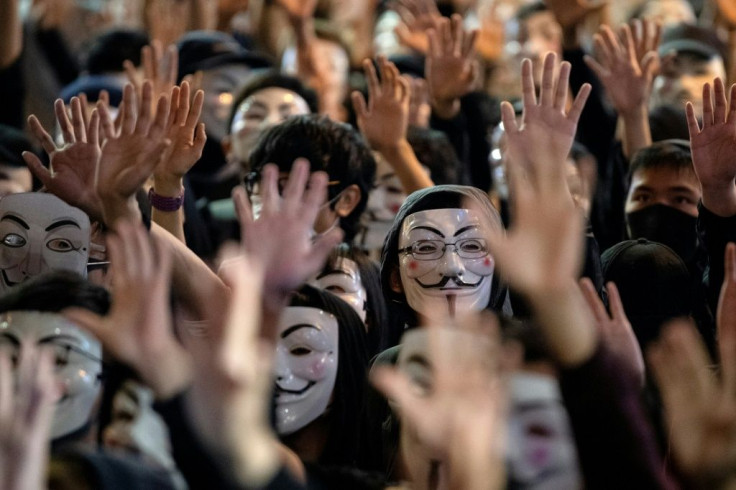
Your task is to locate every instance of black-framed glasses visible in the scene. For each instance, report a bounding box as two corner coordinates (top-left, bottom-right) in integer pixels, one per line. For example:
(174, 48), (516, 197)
(243, 171), (341, 197)
(399, 238), (488, 261)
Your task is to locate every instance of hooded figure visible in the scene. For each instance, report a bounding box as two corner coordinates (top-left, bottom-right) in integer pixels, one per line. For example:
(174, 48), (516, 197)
(380, 185), (511, 334)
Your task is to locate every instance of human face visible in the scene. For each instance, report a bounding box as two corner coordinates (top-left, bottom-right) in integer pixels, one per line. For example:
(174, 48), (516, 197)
(274, 307), (339, 435)
(399, 209), (494, 317)
(200, 63), (253, 142)
(625, 166), (701, 217)
(517, 11), (562, 83)
(0, 193), (91, 293)
(652, 54), (726, 115)
(0, 311), (102, 439)
(230, 87), (311, 163)
(309, 257), (368, 324)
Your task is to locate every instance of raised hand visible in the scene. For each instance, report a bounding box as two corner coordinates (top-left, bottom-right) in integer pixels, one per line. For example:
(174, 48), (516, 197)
(649, 319), (736, 487)
(274, 0), (317, 21)
(426, 14), (478, 119)
(393, 0), (442, 54)
(717, 0), (736, 27)
(686, 78), (736, 217)
(185, 250), (280, 486)
(585, 22), (660, 116)
(0, 345), (57, 490)
(580, 278), (645, 384)
(408, 77), (431, 128)
(155, 81), (206, 194)
(476, 0), (504, 62)
(231, 159), (343, 307)
(501, 53), (590, 178)
(490, 52), (595, 366)
(124, 40), (179, 114)
(352, 57), (411, 152)
(96, 82), (172, 226)
(64, 220), (192, 399)
(372, 315), (506, 490)
(545, 0), (607, 31)
(24, 97), (103, 221)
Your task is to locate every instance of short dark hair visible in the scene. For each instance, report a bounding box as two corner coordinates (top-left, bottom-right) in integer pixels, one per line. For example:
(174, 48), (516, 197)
(0, 270), (110, 315)
(227, 71), (319, 131)
(86, 29), (150, 75)
(515, 1), (548, 23)
(248, 115), (376, 242)
(629, 140), (696, 181)
(407, 126), (460, 185)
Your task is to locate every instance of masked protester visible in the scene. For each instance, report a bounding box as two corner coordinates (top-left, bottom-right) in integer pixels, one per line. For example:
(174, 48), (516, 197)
(276, 285), (369, 468)
(0, 193), (91, 294)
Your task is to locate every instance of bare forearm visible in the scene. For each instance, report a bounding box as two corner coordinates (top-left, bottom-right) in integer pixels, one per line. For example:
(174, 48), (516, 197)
(378, 139), (435, 193)
(620, 106), (651, 159)
(190, 0), (217, 30)
(527, 283), (599, 368)
(702, 183), (736, 218)
(0, 0), (22, 68)
(151, 222), (230, 320)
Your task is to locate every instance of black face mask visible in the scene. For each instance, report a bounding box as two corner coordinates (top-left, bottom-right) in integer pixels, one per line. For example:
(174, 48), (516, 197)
(626, 204), (698, 262)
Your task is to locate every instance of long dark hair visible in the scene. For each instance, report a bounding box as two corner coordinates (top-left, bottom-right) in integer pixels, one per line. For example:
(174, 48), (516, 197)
(288, 285), (370, 467)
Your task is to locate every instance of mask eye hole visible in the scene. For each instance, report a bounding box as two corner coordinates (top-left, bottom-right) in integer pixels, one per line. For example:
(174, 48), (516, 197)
(325, 285), (347, 294)
(459, 239), (485, 254)
(47, 238), (75, 252)
(2, 234), (26, 248)
(290, 347), (312, 356)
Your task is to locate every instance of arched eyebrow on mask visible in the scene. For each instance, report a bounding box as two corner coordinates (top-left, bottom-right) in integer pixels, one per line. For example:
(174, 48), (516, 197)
(281, 324), (320, 339)
(1, 215), (29, 229)
(45, 220), (81, 232)
(410, 225), (444, 237)
(454, 225), (478, 236)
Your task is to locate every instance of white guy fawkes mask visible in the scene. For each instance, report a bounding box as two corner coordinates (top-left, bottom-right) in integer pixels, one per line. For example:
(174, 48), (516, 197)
(0, 193), (91, 293)
(103, 380), (177, 472)
(398, 209), (494, 317)
(274, 307), (339, 436)
(309, 257), (368, 324)
(0, 311), (102, 439)
(507, 373), (582, 489)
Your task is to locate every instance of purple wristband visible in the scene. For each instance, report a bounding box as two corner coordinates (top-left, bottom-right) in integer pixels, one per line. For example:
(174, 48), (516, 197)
(148, 187), (185, 212)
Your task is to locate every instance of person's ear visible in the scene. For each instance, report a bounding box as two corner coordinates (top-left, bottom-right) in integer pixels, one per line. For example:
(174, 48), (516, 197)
(221, 135), (232, 157)
(390, 266), (404, 294)
(334, 184), (361, 218)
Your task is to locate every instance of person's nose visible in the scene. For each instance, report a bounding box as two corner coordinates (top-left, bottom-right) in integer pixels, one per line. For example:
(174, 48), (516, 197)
(21, 244), (43, 277)
(274, 347), (290, 381)
(437, 246), (464, 278)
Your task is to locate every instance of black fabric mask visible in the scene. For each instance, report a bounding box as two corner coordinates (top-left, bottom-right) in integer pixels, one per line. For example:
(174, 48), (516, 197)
(625, 204), (698, 262)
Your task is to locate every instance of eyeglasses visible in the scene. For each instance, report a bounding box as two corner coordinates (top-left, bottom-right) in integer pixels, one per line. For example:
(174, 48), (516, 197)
(399, 238), (488, 261)
(243, 171), (341, 197)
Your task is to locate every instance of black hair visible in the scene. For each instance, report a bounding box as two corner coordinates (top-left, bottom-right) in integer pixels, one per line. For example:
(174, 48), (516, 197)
(227, 71), (319, 131)
(286, 285), (370, 467)
(515, 1), (548, 22)
(248, 115), (376, 242)
(0, 270), (110, 315)
(628, 140), (696, 181)
(0, 124), (35, 168)
(85, 29), (150, 75)
(649, 104), (691, 142)
(406, 126), (460, 186)
(318, 244), (392, 355)
(380, 185), (509, 329)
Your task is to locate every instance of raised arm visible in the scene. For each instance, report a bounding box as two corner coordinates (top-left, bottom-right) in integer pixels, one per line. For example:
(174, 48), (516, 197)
(0, 0), (22, 68)
(352, 56), (434, 193)
(584, 21), (661, 159)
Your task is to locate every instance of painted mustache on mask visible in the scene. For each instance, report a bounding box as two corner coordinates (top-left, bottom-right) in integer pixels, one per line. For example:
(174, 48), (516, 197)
(415, 275), (484, 289)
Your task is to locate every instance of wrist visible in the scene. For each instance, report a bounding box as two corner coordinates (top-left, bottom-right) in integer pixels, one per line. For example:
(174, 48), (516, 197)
(102, 197), (142, 228)
(152, 176), (185, 197)
(432, 97), (461, 119)
(145, 344), (193, 401)
(618, 103), (649, 121)
(701, 182), (736, 217)
(373, 137), (411, 156)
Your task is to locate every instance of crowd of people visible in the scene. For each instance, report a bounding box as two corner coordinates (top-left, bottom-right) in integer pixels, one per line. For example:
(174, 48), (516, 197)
(1, 0), (736, 488)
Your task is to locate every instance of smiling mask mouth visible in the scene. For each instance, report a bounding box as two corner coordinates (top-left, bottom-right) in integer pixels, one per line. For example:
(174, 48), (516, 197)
(275, 381), (315, 396)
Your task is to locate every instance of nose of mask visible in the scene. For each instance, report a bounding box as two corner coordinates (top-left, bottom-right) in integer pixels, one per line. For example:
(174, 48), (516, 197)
(625, 204), (698, 262)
